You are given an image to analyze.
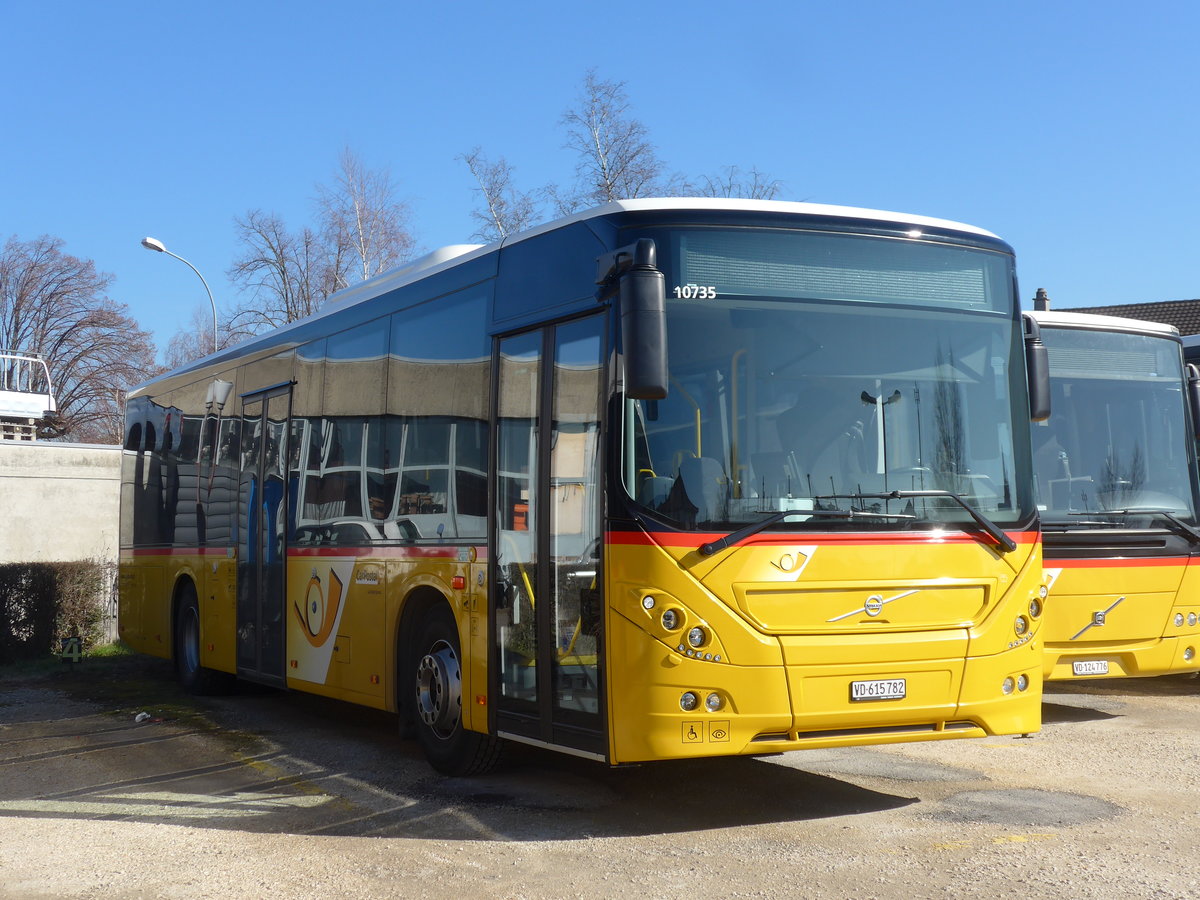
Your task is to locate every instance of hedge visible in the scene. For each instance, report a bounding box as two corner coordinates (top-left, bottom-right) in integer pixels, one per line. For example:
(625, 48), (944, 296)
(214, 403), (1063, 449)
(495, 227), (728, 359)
(0, 561), (115, 664)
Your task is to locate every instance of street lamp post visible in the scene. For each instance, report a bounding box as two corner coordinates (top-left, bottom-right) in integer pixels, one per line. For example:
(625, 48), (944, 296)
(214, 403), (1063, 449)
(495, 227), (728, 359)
(140, 236), (219, 355)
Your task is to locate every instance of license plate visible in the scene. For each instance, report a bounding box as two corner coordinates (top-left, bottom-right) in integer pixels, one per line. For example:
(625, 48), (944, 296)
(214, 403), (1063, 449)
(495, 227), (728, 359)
(850, 678), (906, 701)
(1073, 660), (1109, 676)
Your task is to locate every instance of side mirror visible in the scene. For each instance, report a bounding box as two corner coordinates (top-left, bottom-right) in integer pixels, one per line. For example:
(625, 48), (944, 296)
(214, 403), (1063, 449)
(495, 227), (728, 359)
(598, 239), (668, 400)
(1188, 364), (1200, 440)
(1023, 314), (1051, 422)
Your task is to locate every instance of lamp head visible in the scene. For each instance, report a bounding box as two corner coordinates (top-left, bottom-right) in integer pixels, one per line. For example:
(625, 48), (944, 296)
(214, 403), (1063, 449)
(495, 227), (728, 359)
(141, 236), (166, 253)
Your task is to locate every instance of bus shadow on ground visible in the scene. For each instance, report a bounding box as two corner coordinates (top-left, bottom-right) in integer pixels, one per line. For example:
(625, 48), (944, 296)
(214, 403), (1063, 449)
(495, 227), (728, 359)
(1, 667), (918, 842)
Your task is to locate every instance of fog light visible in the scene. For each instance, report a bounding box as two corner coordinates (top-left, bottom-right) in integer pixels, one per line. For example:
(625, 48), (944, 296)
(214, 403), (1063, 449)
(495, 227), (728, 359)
(705, 692), (723, 711)
(1017, 674), (1029, 692)
(1002, 677), (1015, 695)
(642, 596), (656, 610)
(680, 691), (699, 711)
(661, 609), (681, 630)
(1185, 647), (1195, 662)
(1176, 613), (1186, 628)
(1014, 616), (1029, 636)
(1029, 597), (1043, 619)
(688, 626), (708, 648)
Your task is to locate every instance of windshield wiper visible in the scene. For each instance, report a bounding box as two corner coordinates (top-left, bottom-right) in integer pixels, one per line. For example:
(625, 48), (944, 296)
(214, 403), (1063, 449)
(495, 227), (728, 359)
(698, 508), (915, 557)
(1068, 509), (1200, 547)
(817, 490), (1017, 553)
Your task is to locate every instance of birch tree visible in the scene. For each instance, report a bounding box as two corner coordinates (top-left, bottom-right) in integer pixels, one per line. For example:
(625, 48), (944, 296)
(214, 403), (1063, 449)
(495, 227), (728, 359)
(460, 147), (538, 243)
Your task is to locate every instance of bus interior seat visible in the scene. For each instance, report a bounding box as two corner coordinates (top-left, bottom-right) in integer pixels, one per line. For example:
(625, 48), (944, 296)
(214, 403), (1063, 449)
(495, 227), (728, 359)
(639, 475), (674, 508)
(678, 457), (727, 524)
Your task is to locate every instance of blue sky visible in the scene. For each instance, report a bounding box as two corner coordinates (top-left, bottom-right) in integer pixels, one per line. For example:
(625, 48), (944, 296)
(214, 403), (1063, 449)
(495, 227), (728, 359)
(3, 2), (1199, 358)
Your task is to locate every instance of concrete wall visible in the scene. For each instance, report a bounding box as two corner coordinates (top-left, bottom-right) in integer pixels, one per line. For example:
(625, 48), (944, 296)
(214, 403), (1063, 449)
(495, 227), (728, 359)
(0, 441), (121, 564)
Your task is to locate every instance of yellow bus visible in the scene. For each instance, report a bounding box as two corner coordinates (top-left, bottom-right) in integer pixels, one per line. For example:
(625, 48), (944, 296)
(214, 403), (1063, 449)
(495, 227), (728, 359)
(1032, 309), (1200, 680)
(119, 199), (1050, 774)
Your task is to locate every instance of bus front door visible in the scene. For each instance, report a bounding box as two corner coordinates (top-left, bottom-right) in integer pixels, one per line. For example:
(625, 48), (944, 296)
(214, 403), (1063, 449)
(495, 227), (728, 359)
(237, 385), (292, 685)
(492, 316), (607, 759)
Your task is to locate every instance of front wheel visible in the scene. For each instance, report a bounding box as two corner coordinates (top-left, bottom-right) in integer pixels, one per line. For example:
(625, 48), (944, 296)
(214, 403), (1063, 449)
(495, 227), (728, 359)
(411, 605), (501, 776)
(174, 582), (234, 695)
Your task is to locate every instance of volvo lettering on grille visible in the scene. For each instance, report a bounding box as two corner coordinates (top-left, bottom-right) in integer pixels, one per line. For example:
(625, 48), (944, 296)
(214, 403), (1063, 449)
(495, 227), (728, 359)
(828, 589), (919, 623)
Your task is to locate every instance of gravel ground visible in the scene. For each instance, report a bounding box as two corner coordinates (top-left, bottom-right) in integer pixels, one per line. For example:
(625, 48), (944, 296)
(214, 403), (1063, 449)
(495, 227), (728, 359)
(1, 655), (1198, 899)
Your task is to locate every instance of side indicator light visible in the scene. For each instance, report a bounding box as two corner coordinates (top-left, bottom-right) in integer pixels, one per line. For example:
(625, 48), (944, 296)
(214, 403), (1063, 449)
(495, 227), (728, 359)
(370, 674), (380, 684)
(290, 659), (298, 669)
(451, 575), (467, 590)
(476, 695), (487, 705)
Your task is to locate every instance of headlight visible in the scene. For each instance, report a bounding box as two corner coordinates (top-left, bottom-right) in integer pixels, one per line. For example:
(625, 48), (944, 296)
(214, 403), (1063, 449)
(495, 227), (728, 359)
(1002, 677), (1015, 695)
(1176, 613), (1186, 628)
(661, 609), (681, 630)
(1189, 613), (1198, 628)
(1017, 674), (1030, 692)
(680, 691), (699, 711)
(1014, 616), (1029, 636)
(1029, 597), (1043, 619)
(705, 692), (723, 711)
(687, 626), (708, 648)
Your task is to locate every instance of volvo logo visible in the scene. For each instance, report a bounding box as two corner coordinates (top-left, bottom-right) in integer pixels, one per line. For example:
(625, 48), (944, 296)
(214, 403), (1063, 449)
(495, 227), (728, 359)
(1071, 596), (1125, 640)
(828, 589), (919, 623)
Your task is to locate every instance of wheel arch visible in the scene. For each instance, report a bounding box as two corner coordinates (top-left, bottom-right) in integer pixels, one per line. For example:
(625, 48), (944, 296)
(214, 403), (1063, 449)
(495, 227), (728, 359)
(393, 585), (456, 716)
(169, 573), (200, 663)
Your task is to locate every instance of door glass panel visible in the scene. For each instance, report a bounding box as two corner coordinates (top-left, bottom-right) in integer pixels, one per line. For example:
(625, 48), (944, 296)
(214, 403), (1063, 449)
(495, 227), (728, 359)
(551, 318), (604, 721)
(237, 389), (290, 680)
(496, 333), (541, 709)
(237, 398), (263, 670)
(259, 390), (290, 678)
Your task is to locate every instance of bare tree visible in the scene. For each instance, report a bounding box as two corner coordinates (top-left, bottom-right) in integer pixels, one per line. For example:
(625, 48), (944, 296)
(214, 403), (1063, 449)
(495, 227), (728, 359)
(163, 306), (221, 371)
(551, 69), (672, 214)
(0, 235), (157, 443)
(226, 210), (332, 337)
(460, 147), (538, 242)
(689, 165), (784, 200)
(223, 151), (418, 342)
(317, 148), (417, 289)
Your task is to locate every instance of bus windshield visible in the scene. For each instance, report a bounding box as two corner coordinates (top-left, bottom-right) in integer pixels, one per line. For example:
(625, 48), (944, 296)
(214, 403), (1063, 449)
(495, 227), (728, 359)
(622, 226), (1033, 531)
(1035, 326), (1198, 526)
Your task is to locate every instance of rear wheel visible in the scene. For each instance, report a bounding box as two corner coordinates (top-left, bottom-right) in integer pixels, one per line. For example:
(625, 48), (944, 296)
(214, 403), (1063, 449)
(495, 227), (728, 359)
(174, 582), (234, 695)
(411, 604), (501, 776)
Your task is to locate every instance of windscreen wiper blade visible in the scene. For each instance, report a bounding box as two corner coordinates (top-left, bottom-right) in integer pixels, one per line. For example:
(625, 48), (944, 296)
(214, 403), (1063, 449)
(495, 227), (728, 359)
(698, 507), (915, 557)
(818, 489), (1017, 553)
(1070, 509), (1200, 547)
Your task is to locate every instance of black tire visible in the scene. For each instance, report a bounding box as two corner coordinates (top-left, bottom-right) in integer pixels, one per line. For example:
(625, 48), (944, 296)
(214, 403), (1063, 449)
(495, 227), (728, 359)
(174, 582), (234, 695)
(411, 604), (501, 776)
